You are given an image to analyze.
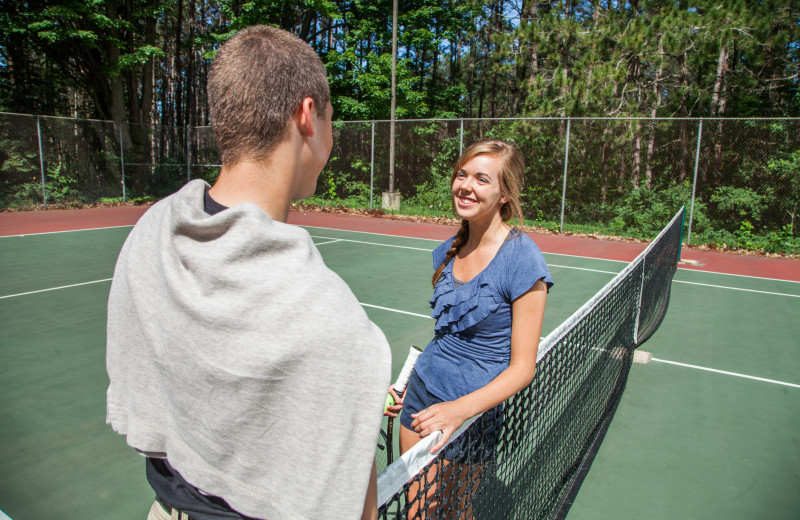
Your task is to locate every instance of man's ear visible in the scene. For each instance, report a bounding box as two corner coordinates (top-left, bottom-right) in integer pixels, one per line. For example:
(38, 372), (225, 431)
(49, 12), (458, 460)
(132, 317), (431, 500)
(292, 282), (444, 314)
(294, 97), (316, 138)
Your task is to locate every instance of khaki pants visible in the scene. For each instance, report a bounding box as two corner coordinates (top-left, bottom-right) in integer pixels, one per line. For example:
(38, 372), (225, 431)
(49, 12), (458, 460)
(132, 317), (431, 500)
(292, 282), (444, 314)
(147, 500), (191, 520)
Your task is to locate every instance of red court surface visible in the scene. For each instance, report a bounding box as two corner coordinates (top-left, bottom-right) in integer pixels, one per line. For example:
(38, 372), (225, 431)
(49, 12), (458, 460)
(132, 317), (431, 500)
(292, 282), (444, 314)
(2, 205), (798, 282)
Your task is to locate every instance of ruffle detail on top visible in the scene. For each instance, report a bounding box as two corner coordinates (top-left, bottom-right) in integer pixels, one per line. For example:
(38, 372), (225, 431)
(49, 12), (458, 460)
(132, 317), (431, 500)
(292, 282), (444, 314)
(430, 270), (503, 334)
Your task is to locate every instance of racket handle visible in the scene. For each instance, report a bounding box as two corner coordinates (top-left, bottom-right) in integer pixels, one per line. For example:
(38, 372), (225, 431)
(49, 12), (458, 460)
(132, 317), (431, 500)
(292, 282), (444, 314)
(384, 345), (422, 411)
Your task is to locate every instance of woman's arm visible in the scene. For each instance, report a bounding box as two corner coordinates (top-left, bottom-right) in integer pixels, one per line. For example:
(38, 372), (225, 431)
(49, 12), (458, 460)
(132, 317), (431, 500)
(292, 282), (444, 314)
(409, 279), (548, 453)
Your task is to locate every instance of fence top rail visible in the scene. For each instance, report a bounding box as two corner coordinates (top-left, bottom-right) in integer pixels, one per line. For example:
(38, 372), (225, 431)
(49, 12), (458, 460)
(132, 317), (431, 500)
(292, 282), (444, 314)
(337, 116), (800, 123)
(0, 112), (118, 124)
(3, 111), (800, 126)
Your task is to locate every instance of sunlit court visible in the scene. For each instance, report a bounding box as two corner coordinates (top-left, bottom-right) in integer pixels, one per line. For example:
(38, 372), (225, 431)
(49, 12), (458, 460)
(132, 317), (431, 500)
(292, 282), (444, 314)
(1, 207), (798, 519)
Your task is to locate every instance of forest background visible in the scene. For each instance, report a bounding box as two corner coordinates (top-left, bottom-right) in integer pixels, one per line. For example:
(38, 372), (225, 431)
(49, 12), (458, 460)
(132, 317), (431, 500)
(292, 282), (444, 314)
(1, 0), (799, 254)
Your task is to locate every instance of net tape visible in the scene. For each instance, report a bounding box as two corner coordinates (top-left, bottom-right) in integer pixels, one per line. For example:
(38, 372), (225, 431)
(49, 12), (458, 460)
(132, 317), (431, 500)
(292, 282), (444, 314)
(377, 207), (685, 519)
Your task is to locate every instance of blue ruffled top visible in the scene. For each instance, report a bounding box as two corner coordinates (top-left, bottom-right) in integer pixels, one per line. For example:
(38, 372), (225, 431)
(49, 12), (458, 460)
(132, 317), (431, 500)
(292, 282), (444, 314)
(414, 230), (553, 402)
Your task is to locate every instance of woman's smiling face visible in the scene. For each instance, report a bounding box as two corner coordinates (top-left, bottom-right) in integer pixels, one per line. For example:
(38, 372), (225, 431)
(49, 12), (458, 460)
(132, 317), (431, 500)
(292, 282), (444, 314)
(451, 154), (507, 224)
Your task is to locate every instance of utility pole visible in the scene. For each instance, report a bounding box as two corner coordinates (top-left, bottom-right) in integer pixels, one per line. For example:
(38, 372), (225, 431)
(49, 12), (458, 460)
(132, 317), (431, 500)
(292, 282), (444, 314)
(383, 0), (401, 210)
(390, 0), (397, 193)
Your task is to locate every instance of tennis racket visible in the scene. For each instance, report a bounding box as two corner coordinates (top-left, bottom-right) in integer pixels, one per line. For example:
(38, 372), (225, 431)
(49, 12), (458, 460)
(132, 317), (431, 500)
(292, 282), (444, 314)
(381, 346), (423, 466)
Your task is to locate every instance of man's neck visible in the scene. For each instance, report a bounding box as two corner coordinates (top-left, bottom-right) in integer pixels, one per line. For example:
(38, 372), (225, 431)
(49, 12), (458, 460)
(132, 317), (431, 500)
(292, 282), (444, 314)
(208, 155), (296, 223)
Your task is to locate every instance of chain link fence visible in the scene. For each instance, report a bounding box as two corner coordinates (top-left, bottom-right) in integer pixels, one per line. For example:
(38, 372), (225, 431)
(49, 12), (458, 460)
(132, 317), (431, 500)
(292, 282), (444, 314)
(1, 112), (798, 253)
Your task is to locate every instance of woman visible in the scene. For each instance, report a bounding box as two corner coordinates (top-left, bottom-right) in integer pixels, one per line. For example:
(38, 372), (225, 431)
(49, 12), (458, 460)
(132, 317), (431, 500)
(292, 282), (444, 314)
(389, 139), (553, 518)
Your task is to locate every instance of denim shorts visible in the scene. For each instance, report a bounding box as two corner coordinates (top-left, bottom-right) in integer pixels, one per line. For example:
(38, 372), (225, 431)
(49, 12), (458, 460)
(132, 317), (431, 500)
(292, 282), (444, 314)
(399, 369), (502, 464)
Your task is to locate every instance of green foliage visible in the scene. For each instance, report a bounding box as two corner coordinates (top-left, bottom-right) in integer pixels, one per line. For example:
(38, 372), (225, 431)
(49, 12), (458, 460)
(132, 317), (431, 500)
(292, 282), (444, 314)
(403, 134), (461, 215)
(306, 157), (373, 208)
(97, 195), (156, 204)
(709, 186), (769, 232)
(768, 148), (800, 234)
(695, 222), (800, 255)
(145, 163), (189, 198)
(611, 182), (706, 239)
(404, 171), (452, 215)
(0, 134), (39, 177)
(5, 162), (83, 208)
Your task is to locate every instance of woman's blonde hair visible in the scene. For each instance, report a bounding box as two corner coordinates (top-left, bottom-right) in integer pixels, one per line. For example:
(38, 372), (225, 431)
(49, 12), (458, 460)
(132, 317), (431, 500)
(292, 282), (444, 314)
(432, 139), (526, 287)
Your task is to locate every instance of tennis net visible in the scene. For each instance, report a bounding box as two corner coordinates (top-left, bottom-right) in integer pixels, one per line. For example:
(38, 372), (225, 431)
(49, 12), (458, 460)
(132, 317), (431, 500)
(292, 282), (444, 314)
(376, 206), (685, 519)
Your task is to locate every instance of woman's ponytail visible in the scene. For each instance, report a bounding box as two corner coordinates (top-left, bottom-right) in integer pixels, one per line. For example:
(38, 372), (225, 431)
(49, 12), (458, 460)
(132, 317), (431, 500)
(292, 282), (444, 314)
(431, 220), (469, 287)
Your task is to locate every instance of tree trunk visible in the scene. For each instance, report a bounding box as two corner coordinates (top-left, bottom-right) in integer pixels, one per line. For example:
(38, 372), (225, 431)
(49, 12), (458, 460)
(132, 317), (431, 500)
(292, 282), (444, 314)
(678, 51), (689, 183)
(175, 0), (184, 127)
(645, 37), (664, 189)
(632, 130), (641, 189)
(601, 128), (611, 202)
(710, 42), (729, 184)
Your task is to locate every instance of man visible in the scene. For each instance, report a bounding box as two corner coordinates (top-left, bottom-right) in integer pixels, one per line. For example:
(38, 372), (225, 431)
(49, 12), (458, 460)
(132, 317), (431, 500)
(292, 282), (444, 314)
(106, 25), (391, 520)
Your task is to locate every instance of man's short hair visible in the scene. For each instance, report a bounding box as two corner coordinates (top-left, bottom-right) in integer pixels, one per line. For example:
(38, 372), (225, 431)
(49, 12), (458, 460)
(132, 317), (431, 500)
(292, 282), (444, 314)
(208, 25), (331, 166)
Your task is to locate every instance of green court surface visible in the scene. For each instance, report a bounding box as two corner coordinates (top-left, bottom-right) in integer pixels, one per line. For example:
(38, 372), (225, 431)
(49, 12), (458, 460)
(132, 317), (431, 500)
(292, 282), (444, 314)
(1, 224), (798, 519)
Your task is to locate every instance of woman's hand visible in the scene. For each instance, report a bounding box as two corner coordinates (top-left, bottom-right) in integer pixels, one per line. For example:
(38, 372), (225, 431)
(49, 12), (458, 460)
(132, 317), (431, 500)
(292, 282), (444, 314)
(410, 399), (470, 453)
(383, 387), (404, 418)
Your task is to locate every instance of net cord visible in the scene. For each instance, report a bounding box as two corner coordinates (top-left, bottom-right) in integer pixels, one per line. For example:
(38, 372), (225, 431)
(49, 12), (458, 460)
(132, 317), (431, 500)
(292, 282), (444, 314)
(376, 414), (482, 506)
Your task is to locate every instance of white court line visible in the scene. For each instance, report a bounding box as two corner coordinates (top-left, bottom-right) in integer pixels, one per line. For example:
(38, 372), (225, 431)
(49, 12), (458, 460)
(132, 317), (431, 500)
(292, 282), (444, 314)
(360, 300), (800, 391)
(360, 302), (433, 320)
(651, 357), (800, 389)
(3, 274), (795, 392)
(310, 235), (800, 297)
(312, 239), (343, 246)
(546, 266), (800, 298)
(309, 234), (433, 252)
(0, 279), (112, 299)
(0, 224), (133, 238)
(544, 251), (628, 264)
(301, 225), (441, 243)
(4, 222), (797, 284)
(671, 280), (800, 298)
(0, 508), (12, 520)
(302, 225), (800, 284)
(548, 264), (618, 275)
(677, 267), (800, 285)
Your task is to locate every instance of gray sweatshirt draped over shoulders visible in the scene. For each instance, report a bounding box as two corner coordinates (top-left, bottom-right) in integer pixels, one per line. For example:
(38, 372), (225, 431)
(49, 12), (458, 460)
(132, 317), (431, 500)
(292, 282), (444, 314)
(106, 180), (391, 520)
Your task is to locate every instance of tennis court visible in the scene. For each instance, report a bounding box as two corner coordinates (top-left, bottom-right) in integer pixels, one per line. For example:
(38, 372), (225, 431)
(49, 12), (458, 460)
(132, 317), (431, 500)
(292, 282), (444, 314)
(1, 209), (798, 519)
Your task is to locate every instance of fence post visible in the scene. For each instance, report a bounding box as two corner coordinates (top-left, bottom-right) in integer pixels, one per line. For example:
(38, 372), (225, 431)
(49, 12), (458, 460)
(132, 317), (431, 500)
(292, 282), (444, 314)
(119, 123), (127, 202)
(186, 126), (192, 182)
(370, 121), (375, 210)
(688, 118), (703, 245)
(559, 118), (571, 232)
(460, 119), (464, 156)
(36, 116), (47, 208)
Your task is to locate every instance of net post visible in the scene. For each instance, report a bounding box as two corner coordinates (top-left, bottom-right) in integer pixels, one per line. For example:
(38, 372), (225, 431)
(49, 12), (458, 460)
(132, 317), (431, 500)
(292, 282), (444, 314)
(371, 121), (375, 210)
(119, 123), (127, 202)
(679, 205), (686, 259)
(688, 118), (703, 245)
(36, 116), (47, 209)
(633, 251), (647, 344)
(560, 118), (571, 233)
